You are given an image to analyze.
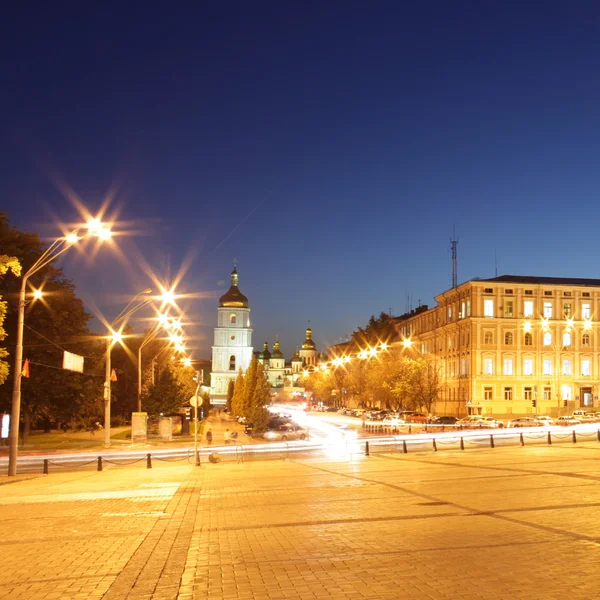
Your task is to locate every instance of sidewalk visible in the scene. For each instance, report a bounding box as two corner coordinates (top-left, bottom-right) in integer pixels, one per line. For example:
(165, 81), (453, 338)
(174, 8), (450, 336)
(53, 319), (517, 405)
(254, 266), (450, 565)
(2, 442), (600, 598)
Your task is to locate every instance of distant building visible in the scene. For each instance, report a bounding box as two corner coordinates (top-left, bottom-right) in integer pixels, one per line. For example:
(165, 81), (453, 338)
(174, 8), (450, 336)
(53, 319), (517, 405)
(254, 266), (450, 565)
(395, 275), (600, 419)
(210, 266), (253, 403)
(257, 325), (321, 387)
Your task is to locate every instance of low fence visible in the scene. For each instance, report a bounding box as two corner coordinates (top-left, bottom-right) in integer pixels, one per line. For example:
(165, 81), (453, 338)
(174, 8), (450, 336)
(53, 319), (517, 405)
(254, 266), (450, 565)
(365, 427), (600, 456)
(7, 427), (600, 475)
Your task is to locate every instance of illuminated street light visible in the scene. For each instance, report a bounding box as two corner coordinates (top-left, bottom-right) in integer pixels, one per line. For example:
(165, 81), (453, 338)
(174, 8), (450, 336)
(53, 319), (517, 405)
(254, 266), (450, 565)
(104, 288), (152, 448)
(32, 289), (43, 300)
(9, 222), (111, 476)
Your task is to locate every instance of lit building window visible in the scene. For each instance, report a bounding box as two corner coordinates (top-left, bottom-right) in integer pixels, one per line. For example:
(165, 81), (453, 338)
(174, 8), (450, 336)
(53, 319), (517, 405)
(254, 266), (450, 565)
(582, 303), (591, 319)
(523, 359), (533, 375)
(562, 359), (572, 376)
(564, 303), (572, 317)
(503, 359), (513, 375)
(524, 300), (534, 317)
(505, 301), (513, 317)
(543, 302), (553, 318)
(543, 332), (552, 346)
(562, 385), (572, 400)
(582, 359), (591, 376)
(562, 332), (571, 346)
(484, 299), (494, 318)
(483, 358), (493, 375)
(543, 359), (553, 376)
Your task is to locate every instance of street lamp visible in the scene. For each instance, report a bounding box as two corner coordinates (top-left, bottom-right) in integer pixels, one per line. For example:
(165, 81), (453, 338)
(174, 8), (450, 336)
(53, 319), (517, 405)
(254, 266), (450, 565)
(104, 288), (152, 448)
(137, 313), (182, 412)
(8, 220), (111, 476)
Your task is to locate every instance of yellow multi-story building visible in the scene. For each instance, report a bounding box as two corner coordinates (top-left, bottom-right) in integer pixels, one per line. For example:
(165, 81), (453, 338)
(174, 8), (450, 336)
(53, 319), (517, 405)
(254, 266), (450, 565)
(396, 275), (600, 419)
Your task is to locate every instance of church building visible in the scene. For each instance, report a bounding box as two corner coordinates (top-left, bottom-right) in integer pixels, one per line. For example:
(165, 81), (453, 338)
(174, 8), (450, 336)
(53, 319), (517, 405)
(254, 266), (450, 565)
(209, 266), (253, 404)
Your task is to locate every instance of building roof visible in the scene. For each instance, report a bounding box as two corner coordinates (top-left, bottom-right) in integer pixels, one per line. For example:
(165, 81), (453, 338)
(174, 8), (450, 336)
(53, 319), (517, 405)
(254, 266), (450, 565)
(219, 267), (249, 308)
(301, 325), (316, 350)
(477, 275), (600, 287)
(271, 338), (284, 359)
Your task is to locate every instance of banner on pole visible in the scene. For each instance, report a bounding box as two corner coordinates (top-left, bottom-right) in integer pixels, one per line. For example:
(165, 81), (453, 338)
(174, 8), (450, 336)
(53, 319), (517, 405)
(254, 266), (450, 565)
(63, 351), (84, 373)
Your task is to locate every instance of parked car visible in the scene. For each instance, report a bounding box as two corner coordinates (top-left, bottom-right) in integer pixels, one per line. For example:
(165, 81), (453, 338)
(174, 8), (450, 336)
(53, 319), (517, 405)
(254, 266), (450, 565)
(480, 417), (504, 428)
(456, 416), (485, 428)
(428, 416), (459, 425)
(405, 412), (428, 423)
(535, 415), (556, 426)
(507, 417), (544, 428)
(263, 422), (309, 441)
(557, 415), (581, 426)
(573, 412), (597, 423)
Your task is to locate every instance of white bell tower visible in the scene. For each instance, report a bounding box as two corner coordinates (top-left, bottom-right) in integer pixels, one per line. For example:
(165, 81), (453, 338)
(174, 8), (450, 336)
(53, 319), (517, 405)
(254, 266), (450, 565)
(210, 264), (253, 403)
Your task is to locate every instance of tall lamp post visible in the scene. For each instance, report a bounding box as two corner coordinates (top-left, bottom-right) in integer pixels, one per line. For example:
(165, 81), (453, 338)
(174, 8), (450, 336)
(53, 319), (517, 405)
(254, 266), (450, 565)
(104, 288), (152, 448)
(137, 315), (182, 412)
(8, 223), (111, 476)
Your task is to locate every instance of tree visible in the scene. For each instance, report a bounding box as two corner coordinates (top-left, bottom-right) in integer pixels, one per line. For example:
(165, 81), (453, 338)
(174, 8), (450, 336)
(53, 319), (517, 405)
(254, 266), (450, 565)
(226, 379), (234, 413)
(351, 312), (398, 350)
(0, 214), (104, 439)
(411, 357), (443, 414)
(141, 364), (184, 416)
(0, 255), (21, 384)
(250, 362), (271, 433)
(231, 369), (245, 417)
(242, 355), (258, 418)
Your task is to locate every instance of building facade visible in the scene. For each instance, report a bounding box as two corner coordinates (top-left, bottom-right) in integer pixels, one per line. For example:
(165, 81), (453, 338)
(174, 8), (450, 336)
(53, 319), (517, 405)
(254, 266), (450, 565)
(396, 275), (600, 419)
(256, 326), (320, 388)
(210, 267), (253, 403)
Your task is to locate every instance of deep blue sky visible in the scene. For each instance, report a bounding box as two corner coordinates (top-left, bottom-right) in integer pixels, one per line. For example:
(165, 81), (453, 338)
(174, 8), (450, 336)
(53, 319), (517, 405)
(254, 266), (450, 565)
(3, 2), (600, 359)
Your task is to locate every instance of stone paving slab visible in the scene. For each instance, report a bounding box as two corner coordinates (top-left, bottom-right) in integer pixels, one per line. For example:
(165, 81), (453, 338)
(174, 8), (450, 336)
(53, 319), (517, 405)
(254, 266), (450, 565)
(2, 444), (600, 599)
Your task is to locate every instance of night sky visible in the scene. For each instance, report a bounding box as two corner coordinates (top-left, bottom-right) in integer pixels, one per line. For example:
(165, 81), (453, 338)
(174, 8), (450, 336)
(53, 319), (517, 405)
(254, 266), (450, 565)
(3, 2), (600, 360)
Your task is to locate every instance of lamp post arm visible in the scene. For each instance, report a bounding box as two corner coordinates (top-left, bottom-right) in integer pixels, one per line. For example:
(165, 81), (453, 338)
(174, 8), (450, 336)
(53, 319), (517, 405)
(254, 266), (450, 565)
(112, 296), (153, 327)
(137, 323), (163, 412)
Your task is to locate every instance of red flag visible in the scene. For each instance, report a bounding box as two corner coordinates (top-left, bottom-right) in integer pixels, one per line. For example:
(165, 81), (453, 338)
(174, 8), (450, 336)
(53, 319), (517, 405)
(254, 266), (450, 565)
(21, 359), (30, 378)
(110, 368), (117, 382)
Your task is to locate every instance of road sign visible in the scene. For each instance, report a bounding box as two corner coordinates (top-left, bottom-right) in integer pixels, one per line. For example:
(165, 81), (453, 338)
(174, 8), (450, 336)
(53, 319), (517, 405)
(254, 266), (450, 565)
(189, 394), (202, 407)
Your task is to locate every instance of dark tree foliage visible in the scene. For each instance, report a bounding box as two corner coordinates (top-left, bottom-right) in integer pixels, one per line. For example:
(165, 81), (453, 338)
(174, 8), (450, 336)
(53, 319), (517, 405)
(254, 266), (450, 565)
(0, 213), (104, 438)
(351, 312), (398, 349)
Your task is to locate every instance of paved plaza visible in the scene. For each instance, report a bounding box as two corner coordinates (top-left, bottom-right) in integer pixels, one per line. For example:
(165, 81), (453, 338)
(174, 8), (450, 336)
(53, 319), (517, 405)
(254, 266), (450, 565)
(2, 442), (600, 599)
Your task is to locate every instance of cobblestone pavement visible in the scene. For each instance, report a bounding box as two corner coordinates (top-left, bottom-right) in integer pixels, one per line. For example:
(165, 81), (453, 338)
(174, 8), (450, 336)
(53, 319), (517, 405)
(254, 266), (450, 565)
(2, 442), (600, 599)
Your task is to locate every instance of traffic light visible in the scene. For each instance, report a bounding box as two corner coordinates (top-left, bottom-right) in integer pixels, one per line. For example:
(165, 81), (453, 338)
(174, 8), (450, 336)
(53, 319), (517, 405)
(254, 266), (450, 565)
(532, 399), (537, 408)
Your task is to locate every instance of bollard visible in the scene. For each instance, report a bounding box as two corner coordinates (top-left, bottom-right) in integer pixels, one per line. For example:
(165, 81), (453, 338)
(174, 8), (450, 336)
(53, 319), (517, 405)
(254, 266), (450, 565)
(43, 459), (49, 474)
(520, 432), (524, 446)
(408, 425), (412, 434)
(97, 456), (103, 472)
(433, 439), (437, 452)
(195, 451), (200, 467)
(365, 441), (370, 456)
(147, 453), (152, 469)
(548, 431), (552, 445)
(460, 437), (464, 450)
(490, 435), (494, 449)
(403, 440), (408, 454)
(572, 430), (577, 443)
